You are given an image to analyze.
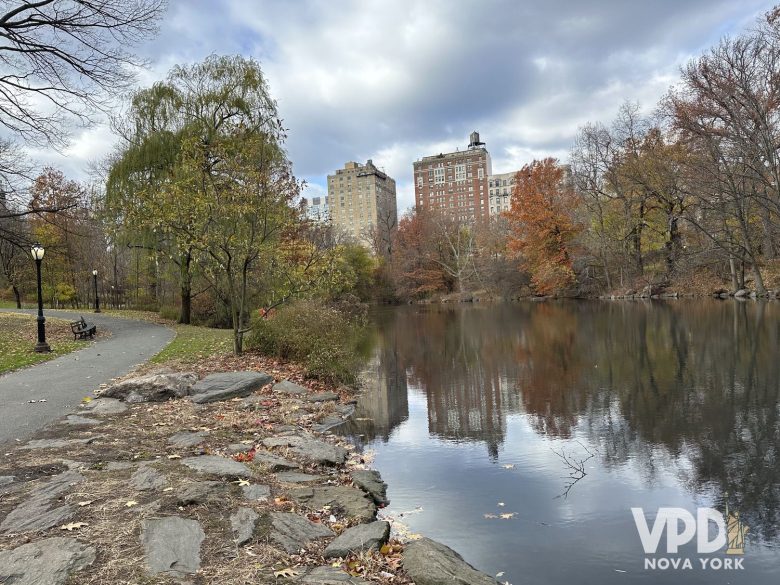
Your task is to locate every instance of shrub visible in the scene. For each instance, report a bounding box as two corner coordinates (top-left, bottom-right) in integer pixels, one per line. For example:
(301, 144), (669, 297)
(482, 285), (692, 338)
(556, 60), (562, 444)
(158, 305), (180, 322)
(246, 299), (368, 384)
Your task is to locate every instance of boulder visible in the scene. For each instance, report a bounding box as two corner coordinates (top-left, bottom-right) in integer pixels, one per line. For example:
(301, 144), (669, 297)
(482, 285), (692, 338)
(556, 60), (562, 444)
(276, 471), (323, 484)
(312, 415), (346, 433)
(63, 415), (100, 426)
(231, 507), (259, 545)
(101, 372), (197, 403)
(242, 483), (271, 501)
(167, 431), (208, 448)
(228, 443), (253, 454)
(403, 538), (498, 585)
(190, 371), (273, 404)
(252, 450), (300, 472)
(262, 435), (348, 465)
(265, 511), (333, 553)
(734, 289), (749, 298)
(21, 436), (102, 450)
(181, 455), (251, 478)
(350, 469), (388, 505)
(82, 397), (127, 415)
(0, 471), (84, 534)
(298, 566), (370, 584)
(141, 516), (204, 577)
(0, 537), (95, 585)
(273, 380), (308, 396)
(130, 466), (167, 491)
(177, 481), (225, 505)
(290, 486), (376, 522)
(0, 476), (14, 486)
(324, 521), (390, 558)
(307, 392), (339, 402)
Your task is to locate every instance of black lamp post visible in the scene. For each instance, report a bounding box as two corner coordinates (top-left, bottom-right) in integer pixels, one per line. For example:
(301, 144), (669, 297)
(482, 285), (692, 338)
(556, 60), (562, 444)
(31, 243), (50, 353)
(92, 269), (101, 313)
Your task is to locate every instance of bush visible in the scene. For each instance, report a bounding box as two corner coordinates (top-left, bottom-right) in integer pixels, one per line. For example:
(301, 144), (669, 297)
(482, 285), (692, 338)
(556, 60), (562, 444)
(159, 305), (180, 321)
(246, 299), (368, 385)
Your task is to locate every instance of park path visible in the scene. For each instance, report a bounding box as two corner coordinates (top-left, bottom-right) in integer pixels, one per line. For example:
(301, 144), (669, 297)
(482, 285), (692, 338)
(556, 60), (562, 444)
(0, 309), (174, 447)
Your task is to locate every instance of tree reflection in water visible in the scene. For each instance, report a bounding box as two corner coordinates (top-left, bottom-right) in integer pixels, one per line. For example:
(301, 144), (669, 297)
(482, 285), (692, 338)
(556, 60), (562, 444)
(346, 301), (780, 543)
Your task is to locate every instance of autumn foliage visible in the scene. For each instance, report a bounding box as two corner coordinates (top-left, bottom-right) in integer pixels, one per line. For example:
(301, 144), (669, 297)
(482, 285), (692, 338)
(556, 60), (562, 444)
(505, 158), (581, 294)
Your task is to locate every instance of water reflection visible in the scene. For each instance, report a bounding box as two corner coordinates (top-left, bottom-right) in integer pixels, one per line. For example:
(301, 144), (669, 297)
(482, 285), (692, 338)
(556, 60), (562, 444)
(346, 301), (780, 582)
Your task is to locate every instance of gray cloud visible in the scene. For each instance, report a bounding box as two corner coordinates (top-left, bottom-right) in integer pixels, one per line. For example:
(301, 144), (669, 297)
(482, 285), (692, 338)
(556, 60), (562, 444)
(27, 0), (776, 210)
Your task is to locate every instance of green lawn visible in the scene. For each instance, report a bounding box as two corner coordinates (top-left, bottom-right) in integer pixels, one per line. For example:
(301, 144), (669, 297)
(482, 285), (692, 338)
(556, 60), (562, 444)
(0, 313), (85, 374)
(150, 323), (233, 364)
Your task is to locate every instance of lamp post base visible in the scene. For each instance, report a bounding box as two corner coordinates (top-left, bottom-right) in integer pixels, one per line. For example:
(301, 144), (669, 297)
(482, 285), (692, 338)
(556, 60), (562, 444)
(34, 341), (51, 353)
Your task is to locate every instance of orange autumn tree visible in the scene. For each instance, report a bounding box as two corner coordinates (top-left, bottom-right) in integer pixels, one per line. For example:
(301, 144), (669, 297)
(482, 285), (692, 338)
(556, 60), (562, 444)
(506, 158), (581, 294)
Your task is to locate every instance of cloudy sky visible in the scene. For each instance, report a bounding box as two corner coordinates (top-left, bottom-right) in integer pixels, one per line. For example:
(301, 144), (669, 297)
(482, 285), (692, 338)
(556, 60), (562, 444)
(30, 0), (776, 212)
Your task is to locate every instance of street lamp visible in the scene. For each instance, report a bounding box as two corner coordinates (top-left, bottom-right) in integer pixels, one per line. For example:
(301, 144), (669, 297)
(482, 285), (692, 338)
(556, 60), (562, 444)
(92, 269), (101, 313)
(30, 243), (50, 353)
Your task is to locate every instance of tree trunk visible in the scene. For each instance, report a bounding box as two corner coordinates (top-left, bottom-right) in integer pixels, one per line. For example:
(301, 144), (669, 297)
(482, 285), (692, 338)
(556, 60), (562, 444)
(752, 263), (767, 295)
(12, 285), (21, 309)
(729, 255), (739, 292)
(179, 251), (192, 324)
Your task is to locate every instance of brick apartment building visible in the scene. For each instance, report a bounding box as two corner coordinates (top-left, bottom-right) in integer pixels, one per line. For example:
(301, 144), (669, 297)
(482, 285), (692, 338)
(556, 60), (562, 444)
(413, 132), (493, 222)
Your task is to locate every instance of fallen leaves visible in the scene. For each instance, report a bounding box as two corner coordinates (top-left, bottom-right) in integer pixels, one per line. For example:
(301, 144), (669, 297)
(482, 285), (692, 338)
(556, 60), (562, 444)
(77, 500), (93, 507)
(273, 567), (299, 578)
(125, 500), (138, 508)
(60, 522), (88, 531)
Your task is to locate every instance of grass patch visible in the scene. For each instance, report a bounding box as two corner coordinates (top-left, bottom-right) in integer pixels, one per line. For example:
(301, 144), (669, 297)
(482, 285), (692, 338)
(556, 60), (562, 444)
(150, 323), (233, 364)
(0, 313), (85, 374)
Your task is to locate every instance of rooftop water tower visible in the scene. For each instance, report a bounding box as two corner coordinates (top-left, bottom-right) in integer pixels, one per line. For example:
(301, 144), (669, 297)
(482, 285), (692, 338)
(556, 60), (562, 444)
(468, 131), (485, 149)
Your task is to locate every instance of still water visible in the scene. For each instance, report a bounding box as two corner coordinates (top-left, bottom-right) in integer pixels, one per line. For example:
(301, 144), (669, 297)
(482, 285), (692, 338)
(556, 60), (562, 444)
(341, 301), (780, 584)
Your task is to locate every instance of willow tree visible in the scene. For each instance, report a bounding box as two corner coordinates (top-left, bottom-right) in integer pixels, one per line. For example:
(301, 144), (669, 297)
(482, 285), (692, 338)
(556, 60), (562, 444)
(106, 55), (279, 323)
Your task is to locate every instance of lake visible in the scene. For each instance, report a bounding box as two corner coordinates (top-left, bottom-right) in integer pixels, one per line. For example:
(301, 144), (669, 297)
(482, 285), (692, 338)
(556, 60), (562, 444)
(341, 300), (780, 584)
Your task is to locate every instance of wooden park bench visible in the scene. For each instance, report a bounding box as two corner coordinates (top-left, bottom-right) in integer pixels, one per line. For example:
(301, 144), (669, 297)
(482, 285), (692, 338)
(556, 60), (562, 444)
(70, 316), (97, 340)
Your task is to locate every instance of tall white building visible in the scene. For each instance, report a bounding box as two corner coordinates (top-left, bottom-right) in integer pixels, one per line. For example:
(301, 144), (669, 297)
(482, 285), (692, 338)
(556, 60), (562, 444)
(303, 195), (329, 222)
(488, 171), (517, 216)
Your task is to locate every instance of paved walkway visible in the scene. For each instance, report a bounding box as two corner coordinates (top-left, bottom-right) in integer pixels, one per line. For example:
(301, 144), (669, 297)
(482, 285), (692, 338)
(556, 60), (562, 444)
(0, 309), (174, 447)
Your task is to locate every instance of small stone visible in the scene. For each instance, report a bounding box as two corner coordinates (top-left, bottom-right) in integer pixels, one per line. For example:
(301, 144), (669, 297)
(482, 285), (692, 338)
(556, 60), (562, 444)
(252, 450), (299, 472)
(82, 398), (127, 415)
(105, 461), (135, 471)
(227, 443), (252, 454)
(350, 469), (389, 505)
(307, 391), (339, 402)
(177, 481), (224, 505)
(275, 471), (323, 484)
(262, 435), (347, 465)
(63, 415), (100, 426)
(266, 511), (333, 553)
(324, 521), (390, 558)
(167, 431), (208, 448)
(402, 538), (499, 585)
(290, 486), (376, 522)
(242, 483), (271, 501)
(299, 566), (370, 584)
(230, 507), (259, 545)
(190, 371), (273, 404)
(0, 476), (14, 486)
(101, 372), (197, 403)
(141, 516), (204, 577)
(312, 415), (346, 433)
(0, 537), (95, 585)
(181, 455), (251, 478)
(273, 380), (308, 395)
(130, 466), (166, 491)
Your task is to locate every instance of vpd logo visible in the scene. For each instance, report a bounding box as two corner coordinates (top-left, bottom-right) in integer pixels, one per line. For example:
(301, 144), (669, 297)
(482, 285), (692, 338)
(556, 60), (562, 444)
(631, 506), (748, 571)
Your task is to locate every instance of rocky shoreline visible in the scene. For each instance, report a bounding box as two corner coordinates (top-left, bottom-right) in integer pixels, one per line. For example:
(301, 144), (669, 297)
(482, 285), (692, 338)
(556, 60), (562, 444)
(0, 367), (499, 584)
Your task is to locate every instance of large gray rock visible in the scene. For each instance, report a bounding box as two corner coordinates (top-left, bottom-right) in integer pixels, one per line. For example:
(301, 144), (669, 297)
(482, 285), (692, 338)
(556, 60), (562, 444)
(101, 372), (197, 403)
(262, 435), (348, 465)
(266, 511), (333, 553)
(63, 415), (100, 426)
(276, 471), (323, 484)
(290, 486), (376, 522)
(181, 455), (251, 478)
(306, 392), (339, 402)
(734, 289), (749, 298)
(351, 469), (388, 505)
(82, 397), (128, 415)
(242, 483), (271, 501)
(142, 516), (204, 577)
(273, 380), (308, 395)
(403, 538), (499, 585)
(0, 537), (95, 585)
(167, 431), (208, 448)
(20, 436), (102, 450)
(324, 521), (390, 558)
(130, 465), (167, 491)
(231, 507), (259, 545)
(177, 481), (225, 505)
(190, 371), (273, 404)
(0, 476), (14, 486)
(0, 471), (84, 534)
(298, 566), (370, 584)
(253, 450), (300, 471)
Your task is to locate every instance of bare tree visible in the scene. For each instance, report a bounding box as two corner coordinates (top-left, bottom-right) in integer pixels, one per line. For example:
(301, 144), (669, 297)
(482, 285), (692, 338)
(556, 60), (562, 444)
(0, 0), (166, 146)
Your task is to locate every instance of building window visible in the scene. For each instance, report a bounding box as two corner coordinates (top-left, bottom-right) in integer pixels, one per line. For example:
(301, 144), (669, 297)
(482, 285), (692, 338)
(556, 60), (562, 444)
(478, 168), (484, 180)
(417, 176), (423, 187)
(434, 167), (445, 184)
(455, 164), (466, 181)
